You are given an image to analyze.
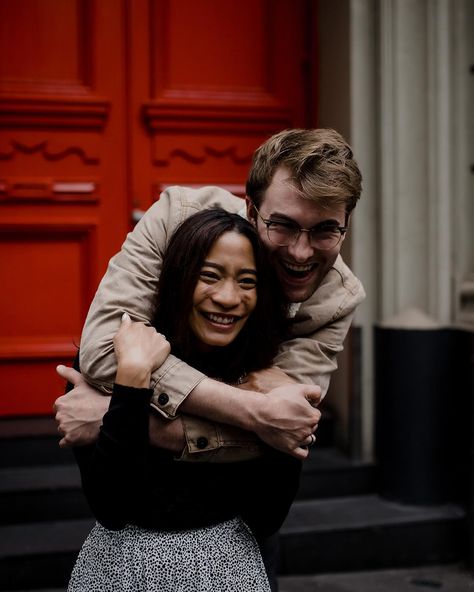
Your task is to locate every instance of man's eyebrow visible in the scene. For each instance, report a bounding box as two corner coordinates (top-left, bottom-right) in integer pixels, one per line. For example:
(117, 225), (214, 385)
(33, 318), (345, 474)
(202, 261), (257, 276)
(268, 212), (342, 227)
(266, 211), (295, 222)
(313, 219), (344, 227)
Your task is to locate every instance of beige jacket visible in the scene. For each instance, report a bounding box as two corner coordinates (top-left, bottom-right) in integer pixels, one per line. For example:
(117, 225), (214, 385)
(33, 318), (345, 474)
(80, 186), (365, 460)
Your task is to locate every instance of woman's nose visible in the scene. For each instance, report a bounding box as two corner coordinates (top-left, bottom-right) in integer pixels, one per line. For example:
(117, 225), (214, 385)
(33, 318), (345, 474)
(211, 280), (241, 307)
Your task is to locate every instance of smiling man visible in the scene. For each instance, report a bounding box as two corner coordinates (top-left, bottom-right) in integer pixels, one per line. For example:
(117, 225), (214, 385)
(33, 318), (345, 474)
(55, 128), (364, 591)
(250, 170), (348, 304)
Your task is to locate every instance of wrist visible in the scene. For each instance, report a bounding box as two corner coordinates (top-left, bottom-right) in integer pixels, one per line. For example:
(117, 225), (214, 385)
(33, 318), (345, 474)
(217, 387), (263, 432)
(240, 391), (266, 432)
(116, 363), (151, 388)
(182, 378), (263, 431)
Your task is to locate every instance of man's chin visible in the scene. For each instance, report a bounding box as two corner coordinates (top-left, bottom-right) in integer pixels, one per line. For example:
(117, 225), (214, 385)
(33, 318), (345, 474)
(275, 266), (318, 302)
(281, 280), (318, 303)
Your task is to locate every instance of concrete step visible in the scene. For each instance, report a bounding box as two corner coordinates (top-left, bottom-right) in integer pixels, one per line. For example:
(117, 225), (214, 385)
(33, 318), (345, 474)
(0, 518), (94, 591)
(280, 495), (467, 574)
(298, 447), (376, 500)
(0, 496), (466, 590)
(0, 447), (375, 526)
(0, 465), (90, 525)
(0, 418), (74, 468)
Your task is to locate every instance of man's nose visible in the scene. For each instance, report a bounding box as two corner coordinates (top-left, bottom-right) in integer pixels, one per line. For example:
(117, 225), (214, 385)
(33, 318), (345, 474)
(286, 230), (314, 261)
(211, 280), (241, 307)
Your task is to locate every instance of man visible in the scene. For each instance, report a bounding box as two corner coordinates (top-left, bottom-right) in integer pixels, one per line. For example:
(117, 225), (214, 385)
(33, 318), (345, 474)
(55, 128), (364, 589)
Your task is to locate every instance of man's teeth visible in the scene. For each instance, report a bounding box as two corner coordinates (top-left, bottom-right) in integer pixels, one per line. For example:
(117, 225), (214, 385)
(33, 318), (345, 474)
(207, 313), (236, 325)
(284, 262), (314, 272)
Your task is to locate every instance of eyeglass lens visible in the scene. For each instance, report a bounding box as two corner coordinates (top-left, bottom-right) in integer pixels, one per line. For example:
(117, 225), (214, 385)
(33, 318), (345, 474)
(267, 225), (341, 250)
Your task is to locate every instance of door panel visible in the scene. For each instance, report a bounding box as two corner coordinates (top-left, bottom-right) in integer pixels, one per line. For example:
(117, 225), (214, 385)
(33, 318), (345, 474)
(130, 0), (307, 208)
(0, 0), (128, 415)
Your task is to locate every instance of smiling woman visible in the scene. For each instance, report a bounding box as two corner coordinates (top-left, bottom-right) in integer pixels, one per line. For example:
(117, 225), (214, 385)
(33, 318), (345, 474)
(153, 208), (288, 383)
(66, 208), (298, 591)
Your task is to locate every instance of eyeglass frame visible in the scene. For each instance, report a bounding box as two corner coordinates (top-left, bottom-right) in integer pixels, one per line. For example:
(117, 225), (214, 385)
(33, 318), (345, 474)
(251, 203), (348, 251)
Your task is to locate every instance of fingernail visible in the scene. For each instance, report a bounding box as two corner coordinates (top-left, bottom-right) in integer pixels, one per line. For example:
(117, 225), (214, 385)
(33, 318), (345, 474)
(122, 312), (130, 321)
(56, 365), (64, 372)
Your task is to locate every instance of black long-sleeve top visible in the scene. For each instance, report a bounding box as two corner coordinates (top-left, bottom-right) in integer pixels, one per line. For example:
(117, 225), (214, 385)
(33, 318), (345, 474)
(73, 382), (302, 539)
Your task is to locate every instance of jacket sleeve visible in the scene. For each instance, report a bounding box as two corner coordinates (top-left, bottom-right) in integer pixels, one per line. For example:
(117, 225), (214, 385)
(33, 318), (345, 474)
(273, 309), (356, 398)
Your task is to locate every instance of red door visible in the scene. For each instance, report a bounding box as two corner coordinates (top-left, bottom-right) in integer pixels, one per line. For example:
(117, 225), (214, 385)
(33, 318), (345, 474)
(0, 0), (314, 416)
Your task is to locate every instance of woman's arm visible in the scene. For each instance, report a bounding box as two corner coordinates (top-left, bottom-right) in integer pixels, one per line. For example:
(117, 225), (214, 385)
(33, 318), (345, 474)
(75, 383), (154, 530)
(74, 316), (171, 529)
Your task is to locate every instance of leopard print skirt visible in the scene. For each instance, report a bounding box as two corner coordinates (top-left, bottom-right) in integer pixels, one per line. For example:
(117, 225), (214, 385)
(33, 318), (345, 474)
(67, 517), (270, 591)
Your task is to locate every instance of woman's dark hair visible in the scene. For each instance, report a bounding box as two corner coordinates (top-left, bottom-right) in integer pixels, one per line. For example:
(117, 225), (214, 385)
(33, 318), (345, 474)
(152, 208), (288, 383)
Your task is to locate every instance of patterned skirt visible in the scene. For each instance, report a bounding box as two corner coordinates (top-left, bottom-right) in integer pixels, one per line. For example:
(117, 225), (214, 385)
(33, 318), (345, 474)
(67, 517), (271, 592)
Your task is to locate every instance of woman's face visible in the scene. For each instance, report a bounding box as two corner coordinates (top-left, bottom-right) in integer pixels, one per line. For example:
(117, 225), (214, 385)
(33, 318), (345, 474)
(189, 231), (258, 350)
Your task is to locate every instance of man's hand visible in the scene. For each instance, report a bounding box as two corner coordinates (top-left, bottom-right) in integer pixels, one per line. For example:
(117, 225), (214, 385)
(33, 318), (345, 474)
(54, 365), (109, 448)
(250, 383), (322, 460)
(238, 366), (296, 393)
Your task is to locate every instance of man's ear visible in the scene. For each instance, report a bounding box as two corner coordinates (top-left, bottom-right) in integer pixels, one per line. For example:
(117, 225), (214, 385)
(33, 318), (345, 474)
(245, 196), (256, 224)
(341, 212), (351, 243)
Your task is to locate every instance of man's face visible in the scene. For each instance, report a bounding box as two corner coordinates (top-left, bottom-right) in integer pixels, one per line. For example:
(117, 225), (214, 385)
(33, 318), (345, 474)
(247, 167), (347, 303)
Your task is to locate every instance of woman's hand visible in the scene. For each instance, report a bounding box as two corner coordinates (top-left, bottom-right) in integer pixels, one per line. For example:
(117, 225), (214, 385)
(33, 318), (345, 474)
(113, 313), (171, 388)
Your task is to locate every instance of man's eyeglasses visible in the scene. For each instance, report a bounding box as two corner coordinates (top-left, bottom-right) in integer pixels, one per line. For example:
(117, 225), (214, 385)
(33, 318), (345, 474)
(252, 204), (347, 251)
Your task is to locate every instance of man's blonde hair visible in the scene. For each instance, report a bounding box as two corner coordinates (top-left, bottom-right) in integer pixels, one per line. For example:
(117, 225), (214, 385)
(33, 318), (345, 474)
(246, 128), (362, 216)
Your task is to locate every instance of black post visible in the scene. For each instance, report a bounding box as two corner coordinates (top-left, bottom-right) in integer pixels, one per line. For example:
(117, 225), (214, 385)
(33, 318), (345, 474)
(468, 333), (474, 570)
(375, 326), (471, 506)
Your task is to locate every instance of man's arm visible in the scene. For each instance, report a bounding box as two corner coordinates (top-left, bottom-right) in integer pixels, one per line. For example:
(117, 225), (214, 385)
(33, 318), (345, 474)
(55, 365), (321, 460)
(177, 263), (365, 459)
(76, 187), (319, 461)
(77, 188), (363, 461)
(274, 311), (356, 398)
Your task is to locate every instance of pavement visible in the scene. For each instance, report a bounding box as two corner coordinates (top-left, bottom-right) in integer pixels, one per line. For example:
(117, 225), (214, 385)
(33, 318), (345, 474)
(278, 564), (474, 592)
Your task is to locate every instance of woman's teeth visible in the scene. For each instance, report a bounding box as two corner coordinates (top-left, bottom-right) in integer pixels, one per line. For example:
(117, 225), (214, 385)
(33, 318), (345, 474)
(205, 313), (236, 325)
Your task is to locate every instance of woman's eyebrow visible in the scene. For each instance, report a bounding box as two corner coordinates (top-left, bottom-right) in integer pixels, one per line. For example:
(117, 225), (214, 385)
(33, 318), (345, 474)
(202, 261), (257, 276)
(201, 261), (222, 271)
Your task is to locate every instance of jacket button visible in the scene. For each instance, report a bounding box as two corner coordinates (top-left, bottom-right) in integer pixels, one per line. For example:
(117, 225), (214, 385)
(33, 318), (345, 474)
(196, 437), (208, 449)
(157, 393), (169, 406)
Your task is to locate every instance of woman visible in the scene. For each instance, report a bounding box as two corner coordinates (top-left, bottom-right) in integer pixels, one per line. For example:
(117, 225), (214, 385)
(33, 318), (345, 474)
(67, 209), (301, 591)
